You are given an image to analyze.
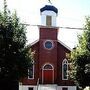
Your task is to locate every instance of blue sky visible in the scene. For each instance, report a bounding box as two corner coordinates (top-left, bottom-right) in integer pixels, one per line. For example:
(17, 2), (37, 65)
(0, 0), (90, 48)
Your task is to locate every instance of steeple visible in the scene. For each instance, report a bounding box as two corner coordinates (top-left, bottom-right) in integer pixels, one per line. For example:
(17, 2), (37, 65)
(40, 4), (58, 27)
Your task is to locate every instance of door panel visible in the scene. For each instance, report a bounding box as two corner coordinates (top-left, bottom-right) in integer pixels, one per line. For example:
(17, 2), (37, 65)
(43, 70), (53, 84)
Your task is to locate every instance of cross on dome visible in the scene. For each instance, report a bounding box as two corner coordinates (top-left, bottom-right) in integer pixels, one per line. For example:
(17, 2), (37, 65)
(48, 0), (52, 4)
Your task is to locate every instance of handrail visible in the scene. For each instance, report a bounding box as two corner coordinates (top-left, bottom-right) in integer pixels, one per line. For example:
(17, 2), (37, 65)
(37, 78), (39, 90)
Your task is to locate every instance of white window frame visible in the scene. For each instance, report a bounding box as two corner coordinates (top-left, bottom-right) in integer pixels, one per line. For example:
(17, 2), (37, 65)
(62, 58), (68, 80)
(28, 61), (34, 79)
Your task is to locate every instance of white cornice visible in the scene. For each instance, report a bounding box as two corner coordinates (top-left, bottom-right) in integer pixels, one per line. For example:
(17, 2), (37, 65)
(27, 39), (39, 47)
(27, 39), (71, 51)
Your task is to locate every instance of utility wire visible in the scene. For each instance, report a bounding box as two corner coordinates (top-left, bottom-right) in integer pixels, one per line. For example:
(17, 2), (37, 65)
(20, 23), (85, 30)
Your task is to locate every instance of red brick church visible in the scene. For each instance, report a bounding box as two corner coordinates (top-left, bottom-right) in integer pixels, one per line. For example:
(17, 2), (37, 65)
(19, 4), (76, 90)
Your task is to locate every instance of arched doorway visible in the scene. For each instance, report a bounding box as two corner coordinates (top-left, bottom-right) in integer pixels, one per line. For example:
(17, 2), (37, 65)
(42, 63), (54, 84)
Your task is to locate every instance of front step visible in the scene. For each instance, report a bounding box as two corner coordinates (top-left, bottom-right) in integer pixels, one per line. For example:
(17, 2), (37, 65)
(38, 84), (57, 90)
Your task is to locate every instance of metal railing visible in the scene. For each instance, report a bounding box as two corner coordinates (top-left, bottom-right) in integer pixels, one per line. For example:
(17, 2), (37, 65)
(37, 78), (39, 90)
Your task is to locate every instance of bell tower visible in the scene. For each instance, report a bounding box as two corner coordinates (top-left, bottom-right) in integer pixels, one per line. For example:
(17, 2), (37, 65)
(40, 5), (58, 27)
(39, 5), (58, 84)
(39, 5), (58, 40)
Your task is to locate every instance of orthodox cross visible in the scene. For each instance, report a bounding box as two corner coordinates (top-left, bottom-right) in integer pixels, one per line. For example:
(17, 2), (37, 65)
(48, 0), (52, 4)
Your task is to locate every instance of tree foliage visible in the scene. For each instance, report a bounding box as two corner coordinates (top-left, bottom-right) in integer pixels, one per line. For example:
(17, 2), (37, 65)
(0, 0), (31, 82)
(69, 16), (90, 89)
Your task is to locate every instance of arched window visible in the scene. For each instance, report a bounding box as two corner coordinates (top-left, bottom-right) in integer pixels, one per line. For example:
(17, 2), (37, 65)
(62, 59), (68, 80)
(28, 60), (34, 79)
(43, 64), (53, 70)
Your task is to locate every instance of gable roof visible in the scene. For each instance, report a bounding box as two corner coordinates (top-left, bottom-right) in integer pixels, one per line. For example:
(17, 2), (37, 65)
(27, 39), (39, 47)
(58, 40), (71, 51)
(27, 39), (71, 51)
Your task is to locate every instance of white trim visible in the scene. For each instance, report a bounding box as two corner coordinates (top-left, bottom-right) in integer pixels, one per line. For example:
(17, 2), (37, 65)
(19, 85), (37, 90)
(42, 63), (54, 84)
(19, 85), (77, 90)
(41, 11), (57, 16)
(28, 62), (35, 79)
(62, 59), (68, 80)
(27, 39), (39, 47)
(27, 39), (71, 51)
(58, 40), (71, 51)
(57, 86), (77, 90)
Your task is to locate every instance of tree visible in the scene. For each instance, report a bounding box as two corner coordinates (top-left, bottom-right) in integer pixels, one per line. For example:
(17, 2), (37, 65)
(69, 16), (90, 89)
(0, 0), (32, 90)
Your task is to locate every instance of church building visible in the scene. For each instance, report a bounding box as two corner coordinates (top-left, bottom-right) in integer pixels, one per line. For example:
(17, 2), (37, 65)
(19, 4), (77, 90)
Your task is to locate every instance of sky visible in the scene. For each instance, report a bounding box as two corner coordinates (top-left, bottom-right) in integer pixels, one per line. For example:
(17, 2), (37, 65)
(0, 0), (90, 49)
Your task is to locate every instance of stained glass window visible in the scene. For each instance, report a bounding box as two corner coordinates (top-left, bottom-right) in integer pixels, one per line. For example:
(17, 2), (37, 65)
(28, 62), (34, 79)
(44, 40), (53, 49)
(62, 59), (68, 80)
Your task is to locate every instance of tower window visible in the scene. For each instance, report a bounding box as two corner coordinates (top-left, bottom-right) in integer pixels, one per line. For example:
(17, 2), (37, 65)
(62, 59), (68, 80)
(44, 40), (54, 50)
(46, 16), (52, 26)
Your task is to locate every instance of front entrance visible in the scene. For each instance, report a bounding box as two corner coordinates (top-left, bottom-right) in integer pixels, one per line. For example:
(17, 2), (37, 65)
(42, 64), (54, 84)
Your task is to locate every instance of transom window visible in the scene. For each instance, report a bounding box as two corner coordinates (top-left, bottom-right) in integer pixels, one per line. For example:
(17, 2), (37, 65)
(44, 64), (53, 70)
(62, 59), (68, 80)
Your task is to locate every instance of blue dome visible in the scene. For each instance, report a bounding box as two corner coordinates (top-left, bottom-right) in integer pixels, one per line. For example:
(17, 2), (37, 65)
(40, 5), (58, 14)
